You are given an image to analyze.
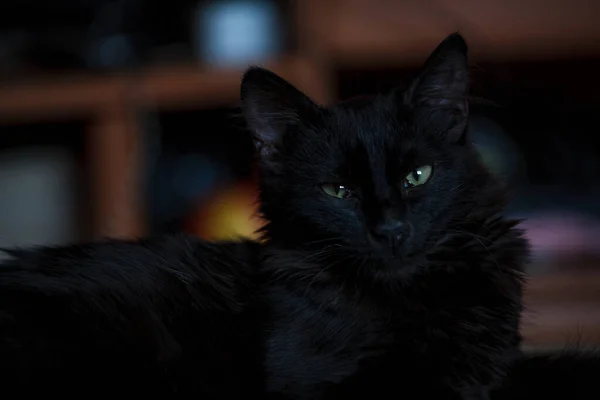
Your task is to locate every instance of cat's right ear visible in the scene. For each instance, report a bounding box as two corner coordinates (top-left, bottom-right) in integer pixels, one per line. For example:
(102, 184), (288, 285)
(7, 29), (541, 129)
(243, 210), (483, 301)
(403, 33), (469, 144)
(241, 67), (319, 164)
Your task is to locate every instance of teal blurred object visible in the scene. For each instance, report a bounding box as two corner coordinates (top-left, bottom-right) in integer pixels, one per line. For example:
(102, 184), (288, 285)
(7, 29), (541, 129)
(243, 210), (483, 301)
(194, 0), (282, 67)
(470, 115), (525, 185)
(0, 147), (77, 247)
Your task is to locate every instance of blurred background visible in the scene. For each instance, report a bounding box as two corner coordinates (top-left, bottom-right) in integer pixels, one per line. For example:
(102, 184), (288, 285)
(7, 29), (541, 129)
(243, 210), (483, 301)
(0, 0), (599, 350)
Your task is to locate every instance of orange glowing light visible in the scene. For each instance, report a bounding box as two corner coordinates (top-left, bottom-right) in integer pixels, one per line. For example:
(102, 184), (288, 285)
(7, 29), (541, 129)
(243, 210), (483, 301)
(186, 180), (266, 241)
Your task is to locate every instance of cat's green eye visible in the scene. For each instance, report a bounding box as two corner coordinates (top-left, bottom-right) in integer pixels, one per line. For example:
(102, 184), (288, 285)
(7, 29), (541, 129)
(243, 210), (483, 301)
(404, 165), (433, 188)
(321, 183), (353, 199)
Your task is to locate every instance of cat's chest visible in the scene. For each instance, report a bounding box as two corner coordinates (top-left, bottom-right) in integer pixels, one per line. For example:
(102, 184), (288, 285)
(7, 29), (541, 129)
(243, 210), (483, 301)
(262, 283), (519, 399)
(263, 289), (392, 397)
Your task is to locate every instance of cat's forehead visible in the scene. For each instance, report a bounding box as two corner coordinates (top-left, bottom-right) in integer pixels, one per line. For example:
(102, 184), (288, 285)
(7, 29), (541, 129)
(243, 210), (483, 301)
(323, 98), (420, 155)
(291, 98), (439, 180)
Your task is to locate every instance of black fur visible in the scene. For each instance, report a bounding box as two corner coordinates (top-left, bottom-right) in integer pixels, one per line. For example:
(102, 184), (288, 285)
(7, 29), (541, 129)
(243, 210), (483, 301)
(0, 236), (264, 396)
(245, 33), (528, 400)
(1, 33), (585, 399)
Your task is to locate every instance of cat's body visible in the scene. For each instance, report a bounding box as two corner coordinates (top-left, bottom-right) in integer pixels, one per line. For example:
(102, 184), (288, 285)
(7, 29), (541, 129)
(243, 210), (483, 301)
(248, 33), (527, 399)
(0, 226), (524, 399)
(263, 215), (525, 400)
(0, 33), (596, 399)
(0, 236), (264, 397)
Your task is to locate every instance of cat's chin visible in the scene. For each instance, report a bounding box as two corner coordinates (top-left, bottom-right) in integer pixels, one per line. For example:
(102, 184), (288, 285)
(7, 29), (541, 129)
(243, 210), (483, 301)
(364, 250), (424, 275)
(365, 239), (422, 265)
(366, 236), (411, 258)
(365, 256), (423, 282)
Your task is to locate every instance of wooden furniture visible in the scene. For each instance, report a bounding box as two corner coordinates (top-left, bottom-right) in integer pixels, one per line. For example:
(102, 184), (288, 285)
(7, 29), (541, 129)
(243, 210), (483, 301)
(523, 270), (600, 347)
(301, 0), (600, 67)
(0, 55), (331, 239)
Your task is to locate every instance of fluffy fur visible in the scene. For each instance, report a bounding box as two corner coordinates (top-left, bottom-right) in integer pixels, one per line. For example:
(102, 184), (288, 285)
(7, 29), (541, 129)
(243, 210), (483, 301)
(1, 33), (588, 399)
(246, 33), (527, 400)
(0, 236), (264, 396)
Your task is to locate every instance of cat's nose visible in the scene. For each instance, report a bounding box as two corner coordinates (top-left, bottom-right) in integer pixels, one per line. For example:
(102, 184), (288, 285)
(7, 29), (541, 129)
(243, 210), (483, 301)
(372, 220), (406, 248)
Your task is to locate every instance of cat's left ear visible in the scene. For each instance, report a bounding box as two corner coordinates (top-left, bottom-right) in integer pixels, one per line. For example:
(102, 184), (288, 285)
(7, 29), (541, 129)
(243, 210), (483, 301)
(241, 67), (319, 163)
(404, 33), (469, 144)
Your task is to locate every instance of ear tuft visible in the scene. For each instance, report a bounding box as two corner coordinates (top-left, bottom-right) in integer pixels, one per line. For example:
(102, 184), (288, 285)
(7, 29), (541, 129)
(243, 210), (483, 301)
(241, 67), (318, 160)
(405, 33), (470, 143)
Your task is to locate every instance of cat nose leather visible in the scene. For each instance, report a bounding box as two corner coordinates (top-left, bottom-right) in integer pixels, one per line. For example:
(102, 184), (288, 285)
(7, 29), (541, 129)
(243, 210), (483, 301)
(372, 220), (406, 248)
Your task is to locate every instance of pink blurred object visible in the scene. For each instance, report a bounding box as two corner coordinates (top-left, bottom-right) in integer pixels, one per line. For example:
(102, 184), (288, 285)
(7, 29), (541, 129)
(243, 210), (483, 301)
(521, 213), (600, 260)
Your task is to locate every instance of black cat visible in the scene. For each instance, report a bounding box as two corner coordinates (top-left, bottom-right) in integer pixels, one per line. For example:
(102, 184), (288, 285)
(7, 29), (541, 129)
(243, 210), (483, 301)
(0, 33), (582, 399)
(246, 33), (526, 400)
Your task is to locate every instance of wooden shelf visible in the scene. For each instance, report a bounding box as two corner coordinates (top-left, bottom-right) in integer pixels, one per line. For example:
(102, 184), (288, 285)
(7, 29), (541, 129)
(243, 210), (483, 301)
(139, 55), (332, 110)
(0, 55), (331, 239)
(302, 0), (600, 67)
(522, 270), (600, 346)
(0, 55), (331, 124)
(0, 75), (127, 124)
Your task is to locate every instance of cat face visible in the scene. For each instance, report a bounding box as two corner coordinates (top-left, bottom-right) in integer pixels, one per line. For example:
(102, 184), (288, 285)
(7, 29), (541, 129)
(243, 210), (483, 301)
(242, 34), (498, 267)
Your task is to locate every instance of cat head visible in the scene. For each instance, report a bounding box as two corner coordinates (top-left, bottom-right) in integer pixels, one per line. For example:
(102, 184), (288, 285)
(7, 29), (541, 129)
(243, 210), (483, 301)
(241, 34), (507, 270)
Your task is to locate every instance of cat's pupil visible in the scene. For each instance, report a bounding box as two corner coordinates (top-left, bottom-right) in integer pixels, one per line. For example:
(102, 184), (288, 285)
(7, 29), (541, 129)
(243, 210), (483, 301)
(321, 183), (353, 199)
(411, 169), (422, 181)
(402, 170), (421, 188)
